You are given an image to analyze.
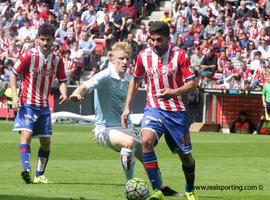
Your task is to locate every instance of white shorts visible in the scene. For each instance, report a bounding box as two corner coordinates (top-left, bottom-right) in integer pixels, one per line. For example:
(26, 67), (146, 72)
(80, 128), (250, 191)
(95, 126), (141, 151)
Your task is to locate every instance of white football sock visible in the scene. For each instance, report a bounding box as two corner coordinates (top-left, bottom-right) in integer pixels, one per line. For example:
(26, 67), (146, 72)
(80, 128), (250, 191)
(120, 148), (135, 180)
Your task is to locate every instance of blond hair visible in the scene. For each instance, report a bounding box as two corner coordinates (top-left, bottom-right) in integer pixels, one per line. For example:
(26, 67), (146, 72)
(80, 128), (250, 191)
(111, 42), (131, 56)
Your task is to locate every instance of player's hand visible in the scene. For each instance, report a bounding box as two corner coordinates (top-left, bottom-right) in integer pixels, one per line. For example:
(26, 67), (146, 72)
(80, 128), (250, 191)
(155, 88), (176, 100)
(12, 96), (19, 112)
(121, 109), (130, 128)
(69, 94), (84, 102)
(59, 94), (68, 104)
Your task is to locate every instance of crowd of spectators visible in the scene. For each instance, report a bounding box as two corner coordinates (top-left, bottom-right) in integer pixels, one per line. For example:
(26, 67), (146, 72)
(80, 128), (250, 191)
(0, 0), (270, 91)
(168, 0), (270, 91)
(0, 0), (152, 86)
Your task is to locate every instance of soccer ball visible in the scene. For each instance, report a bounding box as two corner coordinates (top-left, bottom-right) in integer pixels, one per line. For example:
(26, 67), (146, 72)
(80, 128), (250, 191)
(124, 178), (150, 200)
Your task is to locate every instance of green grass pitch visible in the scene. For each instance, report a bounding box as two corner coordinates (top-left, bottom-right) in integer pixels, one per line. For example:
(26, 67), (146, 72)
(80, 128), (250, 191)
(0, 121), (269, 200)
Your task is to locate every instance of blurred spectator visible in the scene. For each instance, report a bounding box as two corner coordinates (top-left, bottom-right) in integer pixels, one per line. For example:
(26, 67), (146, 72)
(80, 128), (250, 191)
(187, 6), (202, 25)
(169, 25), (177, 45)
(160, 10), (172, 24)
(191, 46), (204, 69)
(99, 14), (116, 47)
(231, 51), (244, 70)
(17, 18), (37, 45)
(135, 23), (149, 49)
(236, 0), (252, 19)
(99, 51), (113, 71)
(230, 111), (255, 134)
(53, 0), (62, 14)
(67, 0), (82, 13)
(180, 24), (199, 54)
(81, 4), (98, 35)
(193, 17), (204, 39)
(175, 16), (187, 39)
(39, 3), (51, 21)
(111, 3), (126, 41)
(70, 40), (84, 74)
(46, 12), (59, 29)
(78, 31), (96, 71)
(120, 0), (137, 32)
(126, 33), (140, 63)
(203, 17), (220, 40)
(257, 38), (270, 60)
(3, 60), (13, 83)
(217, 48), (229, 73)
(68, 5), (80, 22)
(199, 48), (217, 78)
(96, 3), (111, 26)
(55, 20), (70, 45)
(195, 0), (207, 16)
(63, 50), (76, 85)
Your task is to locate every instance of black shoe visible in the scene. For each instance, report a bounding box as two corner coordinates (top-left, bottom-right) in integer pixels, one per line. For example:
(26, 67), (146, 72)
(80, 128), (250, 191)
(21, 169), (32, 184)
(161, 186), (182, 196)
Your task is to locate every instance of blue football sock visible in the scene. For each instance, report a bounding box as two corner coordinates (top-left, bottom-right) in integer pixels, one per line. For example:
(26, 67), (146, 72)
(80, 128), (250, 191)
(143, 151), (163, 189)
(19, 144), (31, 171)
(182, 163), (195, 192)
(36, 148), (50, 177)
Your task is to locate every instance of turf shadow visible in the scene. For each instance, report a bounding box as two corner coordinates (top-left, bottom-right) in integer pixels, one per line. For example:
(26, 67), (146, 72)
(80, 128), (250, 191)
(0, 195), (100, 200)
(52, 182), (125, 187)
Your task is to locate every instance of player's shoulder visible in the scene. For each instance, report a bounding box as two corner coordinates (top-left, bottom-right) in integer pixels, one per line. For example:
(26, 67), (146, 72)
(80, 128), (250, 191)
(139, 47), (152, 57)
(23, 48), (38, 57)
(93, 67), (111, 82)
(174, 47), (188, 60)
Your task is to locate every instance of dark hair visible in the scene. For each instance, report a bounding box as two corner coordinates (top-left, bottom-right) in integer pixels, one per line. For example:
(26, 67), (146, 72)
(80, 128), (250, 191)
(149, 21), (170, 37)
(38, 23), (55, 38)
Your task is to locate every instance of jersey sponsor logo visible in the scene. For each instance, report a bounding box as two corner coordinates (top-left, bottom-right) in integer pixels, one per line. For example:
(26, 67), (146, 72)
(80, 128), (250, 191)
(32, 68), (55, 78)
(146, 66), (175, 78)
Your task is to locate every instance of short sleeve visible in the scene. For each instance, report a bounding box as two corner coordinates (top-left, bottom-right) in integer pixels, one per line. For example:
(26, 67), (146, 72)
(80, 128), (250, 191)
(56, 58), (67, 82)
(134, 52), (146, 78)
(178, 49), (195, 81)
(13, 52), (31, 75)
(83, 70), (108, 91)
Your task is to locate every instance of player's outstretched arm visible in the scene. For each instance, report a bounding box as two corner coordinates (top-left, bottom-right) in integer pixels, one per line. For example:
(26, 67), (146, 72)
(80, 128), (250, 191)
(69, 85), (89, 102)
(10, 73), (19, 112)
(121, 77), (141, 128)
(59, 82), (68, 104)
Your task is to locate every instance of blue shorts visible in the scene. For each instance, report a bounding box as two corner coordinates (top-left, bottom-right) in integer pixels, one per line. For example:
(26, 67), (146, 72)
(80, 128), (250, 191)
(13, 105), (52, 137)
(141, 107), (192, 154)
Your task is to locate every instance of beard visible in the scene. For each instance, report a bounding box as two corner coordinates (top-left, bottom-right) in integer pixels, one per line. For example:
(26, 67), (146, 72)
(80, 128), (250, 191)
(152, 45), (168, 57)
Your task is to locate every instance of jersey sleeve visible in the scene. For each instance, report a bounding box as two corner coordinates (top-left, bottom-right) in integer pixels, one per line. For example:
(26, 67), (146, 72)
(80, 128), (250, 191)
(133, 52), (146, 78)
(12, 52), (31, 75)
(83, 70), (108, 91)
(56, 58), (67, 83)
(178, 49), (195, 81)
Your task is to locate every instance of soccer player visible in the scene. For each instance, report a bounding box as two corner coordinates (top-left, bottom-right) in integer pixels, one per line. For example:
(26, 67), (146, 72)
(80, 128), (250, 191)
(121, 21), (199, 200)
(69, 42), (141, 180)
(10, 23), (68, 184)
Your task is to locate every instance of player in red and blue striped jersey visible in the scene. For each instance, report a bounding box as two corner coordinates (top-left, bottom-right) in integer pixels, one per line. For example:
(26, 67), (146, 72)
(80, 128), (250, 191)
(10, 23), (68, 184)
(122, 21), (198, 200)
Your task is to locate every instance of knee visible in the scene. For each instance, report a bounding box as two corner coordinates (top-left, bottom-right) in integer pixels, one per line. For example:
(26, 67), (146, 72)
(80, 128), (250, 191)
(180, 153), (195, 165)
(141, 137), (155, 151)
(40, 140), (51, 150)
(122, 139), (135, 149)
